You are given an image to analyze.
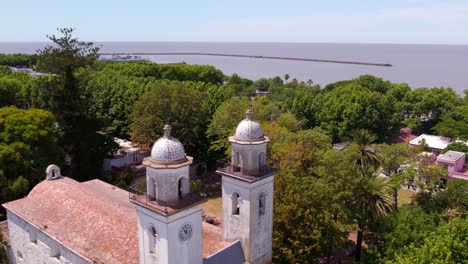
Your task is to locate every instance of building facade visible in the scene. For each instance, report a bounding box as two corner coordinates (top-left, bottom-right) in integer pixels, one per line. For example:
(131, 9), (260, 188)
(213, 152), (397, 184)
(1, 109), (276, 264)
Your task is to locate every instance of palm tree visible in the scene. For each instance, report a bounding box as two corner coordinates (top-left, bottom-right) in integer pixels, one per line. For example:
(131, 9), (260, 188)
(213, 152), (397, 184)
(349, 129), (381, 174)
(348, 129), (393, 262)
(351, 169), (394, 262)
(284, 74), (290, 83)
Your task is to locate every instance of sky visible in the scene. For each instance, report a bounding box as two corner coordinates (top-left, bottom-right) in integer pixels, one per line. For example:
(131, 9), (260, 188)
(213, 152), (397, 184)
(1, 0), (467, 44)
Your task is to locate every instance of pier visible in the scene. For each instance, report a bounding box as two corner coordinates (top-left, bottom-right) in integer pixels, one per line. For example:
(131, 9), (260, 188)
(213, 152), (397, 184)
(99, 52), (392, 67)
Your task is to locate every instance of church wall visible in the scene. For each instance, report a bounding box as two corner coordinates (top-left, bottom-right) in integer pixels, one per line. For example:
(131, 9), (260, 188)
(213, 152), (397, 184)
(231, 143), (267, 176)
(136, 205), (203, 264)
(6, 210), (90, 264)
(146, 166), (190, 202)
(222, 175), (274, 264)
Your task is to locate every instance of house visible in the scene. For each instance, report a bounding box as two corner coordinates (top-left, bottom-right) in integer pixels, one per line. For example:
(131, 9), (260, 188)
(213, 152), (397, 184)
(409, 134), (451, 155)
(102, 138), (150, 171)
(436, 151), (468, 181)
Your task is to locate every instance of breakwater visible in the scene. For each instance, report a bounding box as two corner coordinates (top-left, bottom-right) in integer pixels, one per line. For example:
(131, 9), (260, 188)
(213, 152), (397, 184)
(99, 52), (392, 67)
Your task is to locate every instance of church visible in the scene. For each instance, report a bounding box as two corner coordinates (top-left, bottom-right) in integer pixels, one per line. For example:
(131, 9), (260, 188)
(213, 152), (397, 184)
(1, 108), (277, 264)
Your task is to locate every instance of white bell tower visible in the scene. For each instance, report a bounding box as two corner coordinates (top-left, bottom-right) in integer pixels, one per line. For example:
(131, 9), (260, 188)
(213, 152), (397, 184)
(130, 125), (204, 264)
(217, 109), (277, 264)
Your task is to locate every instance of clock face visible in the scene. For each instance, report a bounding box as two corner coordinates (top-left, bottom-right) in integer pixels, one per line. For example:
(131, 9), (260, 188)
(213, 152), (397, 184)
(178, 223), (193, 242)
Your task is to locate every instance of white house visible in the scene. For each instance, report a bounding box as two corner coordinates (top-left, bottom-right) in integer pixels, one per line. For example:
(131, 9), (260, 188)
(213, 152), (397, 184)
(102, 138), (150, 171)
(409, 134), (451, 155)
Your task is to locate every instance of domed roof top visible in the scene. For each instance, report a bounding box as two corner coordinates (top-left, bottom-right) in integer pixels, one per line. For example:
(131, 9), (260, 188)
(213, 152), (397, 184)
(151, 125), (187, 163)
(234, 109), (264, 141)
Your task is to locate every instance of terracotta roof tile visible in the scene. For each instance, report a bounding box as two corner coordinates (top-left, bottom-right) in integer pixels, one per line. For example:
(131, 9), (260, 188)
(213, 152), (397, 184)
(3, 178), (138, 264)
(2, 177), (229, 263)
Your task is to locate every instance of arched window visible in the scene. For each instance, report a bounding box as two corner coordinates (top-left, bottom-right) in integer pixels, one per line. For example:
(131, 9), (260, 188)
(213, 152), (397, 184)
(178, 177), (189, 200)
(259, 192), (266, 216)
(234, 152), (241, 172)
(147, 226), (158, 255)
(232, 192), (240, 215)
(178, 179), (183, 199)
(259, 152), (266, 172)
(148, 177), (156, 201)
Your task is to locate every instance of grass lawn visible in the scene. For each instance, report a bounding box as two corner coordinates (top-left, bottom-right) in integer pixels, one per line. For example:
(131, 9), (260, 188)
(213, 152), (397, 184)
(398, 188), (416, 206)
(202, 197), (223, 218)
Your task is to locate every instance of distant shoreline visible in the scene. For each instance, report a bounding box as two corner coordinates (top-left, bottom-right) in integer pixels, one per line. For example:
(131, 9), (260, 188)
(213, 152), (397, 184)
(99, 52), (392, 67)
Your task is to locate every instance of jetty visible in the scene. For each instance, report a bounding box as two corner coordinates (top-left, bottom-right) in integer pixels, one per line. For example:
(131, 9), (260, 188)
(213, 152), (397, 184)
(99, 52), (392, 67)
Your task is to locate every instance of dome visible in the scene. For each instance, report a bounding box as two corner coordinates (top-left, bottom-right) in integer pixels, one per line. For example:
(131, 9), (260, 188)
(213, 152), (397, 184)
(151, 125), (187, 163)
(234, 109), (264, 141)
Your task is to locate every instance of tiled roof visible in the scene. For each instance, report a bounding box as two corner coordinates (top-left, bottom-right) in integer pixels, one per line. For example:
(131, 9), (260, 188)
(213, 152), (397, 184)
(234, 110), (264, 141)
(3, 178), (139, 264)
(2, 177), (229, 263)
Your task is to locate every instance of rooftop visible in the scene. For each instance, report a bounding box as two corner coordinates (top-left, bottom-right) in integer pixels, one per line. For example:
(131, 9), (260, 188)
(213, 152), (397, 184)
(389, 127), (417, 144)
(409, 134), (451, 150)
(114, 137), (140, 153)
(437, 150), (466, 163)
(2, 177), (228, 263)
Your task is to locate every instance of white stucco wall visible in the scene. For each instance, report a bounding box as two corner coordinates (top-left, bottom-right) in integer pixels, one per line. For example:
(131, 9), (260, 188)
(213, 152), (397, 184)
(231, 143), (267, 176)
(103, 151), (150, 171)
(222, 175), (274, 264)
(146, 166), (190, 203)
(6, 210), (90, 264)
(136, 205), (203, 264)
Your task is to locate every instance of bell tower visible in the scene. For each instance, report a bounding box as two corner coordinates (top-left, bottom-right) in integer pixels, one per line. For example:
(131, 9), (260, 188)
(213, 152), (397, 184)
(217, 109), (277, 264)
(130, 125), (204, 264)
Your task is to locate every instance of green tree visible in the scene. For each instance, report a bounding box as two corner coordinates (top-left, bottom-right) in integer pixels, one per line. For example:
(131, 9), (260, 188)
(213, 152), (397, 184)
(284, 74), (289, 83)
(379, 143), (413, 208)
(253, 78), (271, 91)
(130, 82), (208, 159)
(402, 87), (462, 133)
(392, 217), (467, 264)
(318, 80), (400, 142)
(273, 174), (349, 263)
(36, 28), (115, 179)
(0, 53), (37, 67)
(445, 142), (468, 154)
(350, 171), (394, 262)
(0, 77), (22, 107)
(367, 205), (440, 262)
(0, 107), (63, 209)
(349, 129), (381, 173)
(433, 105), (468, 140)
(272, 130), (349, 263)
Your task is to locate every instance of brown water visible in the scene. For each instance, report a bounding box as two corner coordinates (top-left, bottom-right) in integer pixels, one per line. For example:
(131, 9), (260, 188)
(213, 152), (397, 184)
(1, 42), (467, 94)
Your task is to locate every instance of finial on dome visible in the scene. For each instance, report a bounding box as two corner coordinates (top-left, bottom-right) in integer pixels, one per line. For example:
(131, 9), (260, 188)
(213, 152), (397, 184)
(246, 108), (253, 120)
(163, 124), (172, 138)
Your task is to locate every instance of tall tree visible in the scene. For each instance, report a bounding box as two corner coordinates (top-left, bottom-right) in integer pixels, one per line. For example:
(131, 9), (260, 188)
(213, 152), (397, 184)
(347, 129), (394, 262)
(350, 170), (394, 262)
(130, 82), (208, 159)
(36, 28), (115, 179)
